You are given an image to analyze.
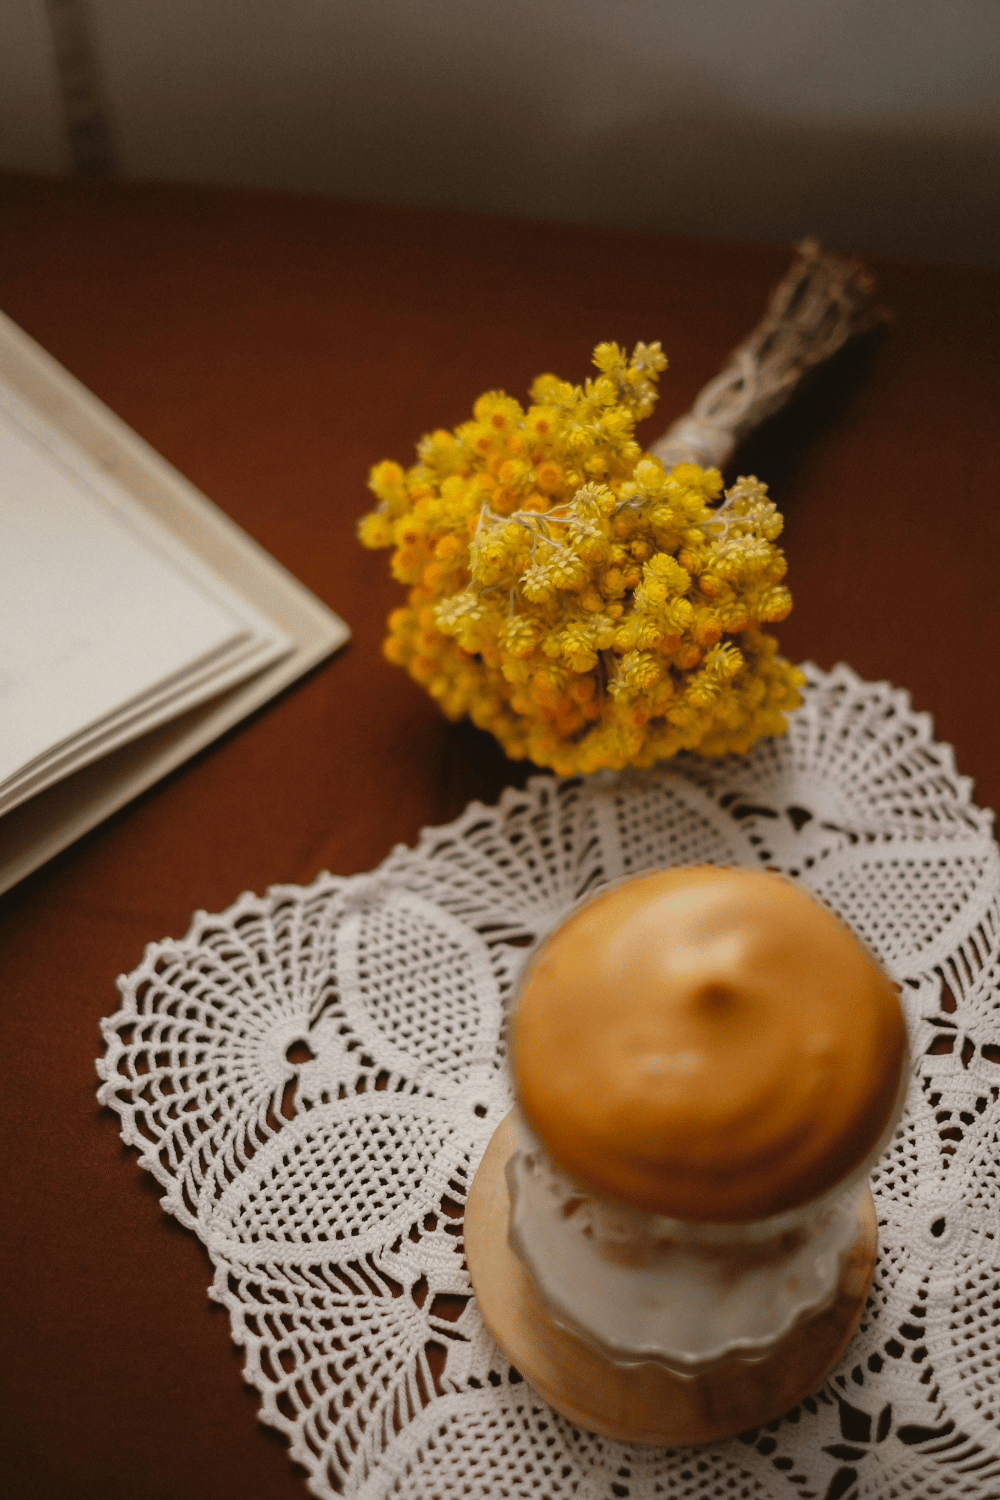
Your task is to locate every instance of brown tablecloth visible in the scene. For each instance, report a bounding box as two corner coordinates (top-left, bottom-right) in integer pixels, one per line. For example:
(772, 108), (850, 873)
(1, 174), (998, 1498)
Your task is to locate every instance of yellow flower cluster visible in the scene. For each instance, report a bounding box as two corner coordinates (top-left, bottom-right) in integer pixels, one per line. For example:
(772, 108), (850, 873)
(358, 342), (803, 776)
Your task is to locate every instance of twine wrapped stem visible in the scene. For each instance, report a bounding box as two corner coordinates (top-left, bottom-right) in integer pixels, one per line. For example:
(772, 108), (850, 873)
(650, 238), (886, 472)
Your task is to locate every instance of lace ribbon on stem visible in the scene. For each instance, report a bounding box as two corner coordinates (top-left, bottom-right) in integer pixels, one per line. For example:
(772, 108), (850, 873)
(650, 238), (887, 471)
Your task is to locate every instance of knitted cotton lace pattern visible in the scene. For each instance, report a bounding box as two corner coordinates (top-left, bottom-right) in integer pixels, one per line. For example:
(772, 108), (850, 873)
(97, 663), (1000, 1499)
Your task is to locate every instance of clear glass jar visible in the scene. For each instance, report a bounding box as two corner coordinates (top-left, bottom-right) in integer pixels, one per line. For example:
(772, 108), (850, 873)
(507, 1067), (906, 1376)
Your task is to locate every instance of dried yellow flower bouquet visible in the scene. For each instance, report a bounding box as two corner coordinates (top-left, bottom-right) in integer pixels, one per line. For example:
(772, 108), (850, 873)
(359, 341), (803, 776)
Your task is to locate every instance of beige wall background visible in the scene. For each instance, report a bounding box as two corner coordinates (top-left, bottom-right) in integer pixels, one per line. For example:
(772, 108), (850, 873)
(2, 0), (997, 264)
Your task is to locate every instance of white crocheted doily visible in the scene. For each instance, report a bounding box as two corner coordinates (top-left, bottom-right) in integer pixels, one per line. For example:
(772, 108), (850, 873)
(98, 663), (1000, 1500)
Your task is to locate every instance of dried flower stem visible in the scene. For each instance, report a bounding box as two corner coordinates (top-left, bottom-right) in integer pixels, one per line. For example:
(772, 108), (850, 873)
(650, 239), (886, 471)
